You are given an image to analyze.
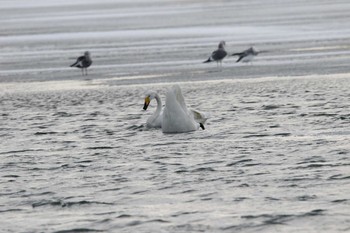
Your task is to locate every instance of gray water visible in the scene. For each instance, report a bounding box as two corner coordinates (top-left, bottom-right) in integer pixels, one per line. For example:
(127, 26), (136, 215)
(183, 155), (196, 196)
(1, 1), (350, 233)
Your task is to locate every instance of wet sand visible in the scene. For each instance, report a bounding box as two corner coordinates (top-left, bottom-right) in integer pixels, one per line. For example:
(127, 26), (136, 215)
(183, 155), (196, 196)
(1, 0), (350, 84)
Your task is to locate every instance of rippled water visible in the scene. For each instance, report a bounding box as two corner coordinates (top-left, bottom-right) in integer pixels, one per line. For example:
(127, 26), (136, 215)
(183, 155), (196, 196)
(1, 0), (350, 232)
(1, 75), (349, 232)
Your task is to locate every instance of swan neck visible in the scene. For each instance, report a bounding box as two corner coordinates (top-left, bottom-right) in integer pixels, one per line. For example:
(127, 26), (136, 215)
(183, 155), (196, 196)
(154, 94), (162, 113)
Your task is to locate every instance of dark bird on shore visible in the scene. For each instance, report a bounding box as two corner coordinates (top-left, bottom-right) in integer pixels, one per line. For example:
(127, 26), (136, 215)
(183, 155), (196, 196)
(70, 51), (92, 76)
(231, 47), (260, 63)
(203, 41), (227, 67)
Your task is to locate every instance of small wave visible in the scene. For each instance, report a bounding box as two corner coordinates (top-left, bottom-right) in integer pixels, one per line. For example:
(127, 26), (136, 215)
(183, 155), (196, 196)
(234, 197), (250, 202)
(86, 146), (115, 150)
(274, 133), (291, 137)
(34, 131), (58, 135)
(126, 125), (144, 131)
(32, 200), (113, 208)
(171, 211), (199, 217)
(311, 112), (338, 117)
(83, 118), (97, 121)
(93, 211), (116, 216)
(3, 175), (20, 178)
(117, 214), (133, 218)
(241, 214), (286, 220)
(75, 160), (93, 164)
(30, 166), (62, 171)
(243, 133), (291, 138)
(265, 197), (280, 201)
(302, 209), (325, 216)
(180, 189), (196, 194)
(172, 223), (209, 232)
(147, 219), (170, 223)
(97, 218), (111, 223)
(125, 220), (143, 227)
(221, 223), (253, 231)
(243, 134), (270, 138)
(331, 199), (348, 203)
(227, 159), (253, 166)
(0, 190), (26, 196)
(175, 169), (188, 173)
(89, 111), (103, 117)
(21, 192), (55, 198)
(0, 209), (23, 213)
(80, 124), (98, 130)
(328, 174), (350, 180)
(157, 186), (173, 190)
(150, 142), (180, 147)
(118, 218), (170, 227)
(339, 114), (350, 120)
(297, 156), (327, 164)
(0, 149), (44, 155)
(53, 112), (73, 117)
(63, 201), (114, 208)
(131, 190), (148, 195)
(191, 167), (216, 172)
(297, 195), (317, 201)
(239, 209), (325, 227)
(262, 104), (282, 110)
(53, 228), (104, 233)
(32, 200), (62, 208)
(104, 129), (114, 135)
(335, 150), (348, 155)
(126, 124), (145, 131)
(294, 162), (348, 169)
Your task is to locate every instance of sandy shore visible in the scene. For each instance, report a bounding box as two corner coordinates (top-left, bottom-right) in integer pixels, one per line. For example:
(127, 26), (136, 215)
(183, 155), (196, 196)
(0, 0), (350, 84)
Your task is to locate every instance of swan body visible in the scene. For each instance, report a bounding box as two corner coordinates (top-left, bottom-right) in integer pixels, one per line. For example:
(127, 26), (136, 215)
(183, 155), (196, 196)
(143, 87), (208, 132)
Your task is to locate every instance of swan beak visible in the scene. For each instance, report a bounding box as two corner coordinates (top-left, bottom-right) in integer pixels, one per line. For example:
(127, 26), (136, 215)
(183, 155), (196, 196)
(199, 123), (205, 130)
(143, 96), (150, 110)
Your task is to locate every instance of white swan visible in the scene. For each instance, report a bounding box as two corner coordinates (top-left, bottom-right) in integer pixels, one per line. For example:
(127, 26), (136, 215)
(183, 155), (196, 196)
(162, 85), (206, 133)
(143, 87), (208, 132)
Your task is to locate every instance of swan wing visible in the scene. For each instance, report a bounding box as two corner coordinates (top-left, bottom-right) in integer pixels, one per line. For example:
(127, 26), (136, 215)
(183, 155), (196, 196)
(172, 85), (190, 113)
(172, 85), (209, 123)
(189, 109), (209, 125)
(162, 87), (197, 133)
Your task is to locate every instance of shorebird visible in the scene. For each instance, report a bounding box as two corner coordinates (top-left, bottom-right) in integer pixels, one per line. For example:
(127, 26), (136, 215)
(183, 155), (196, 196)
(203, 41), (227, 67)
(231, 47), (260, 63)
(70, 51), (92, 76)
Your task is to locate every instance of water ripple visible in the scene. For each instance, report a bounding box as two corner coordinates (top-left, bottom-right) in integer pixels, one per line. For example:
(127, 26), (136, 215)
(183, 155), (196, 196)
(1, 72), (349, 233)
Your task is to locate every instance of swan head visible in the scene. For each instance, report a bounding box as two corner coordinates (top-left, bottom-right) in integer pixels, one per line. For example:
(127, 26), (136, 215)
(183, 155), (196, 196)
(143, 91), (157, 110)
(143, 96), (151, 110)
